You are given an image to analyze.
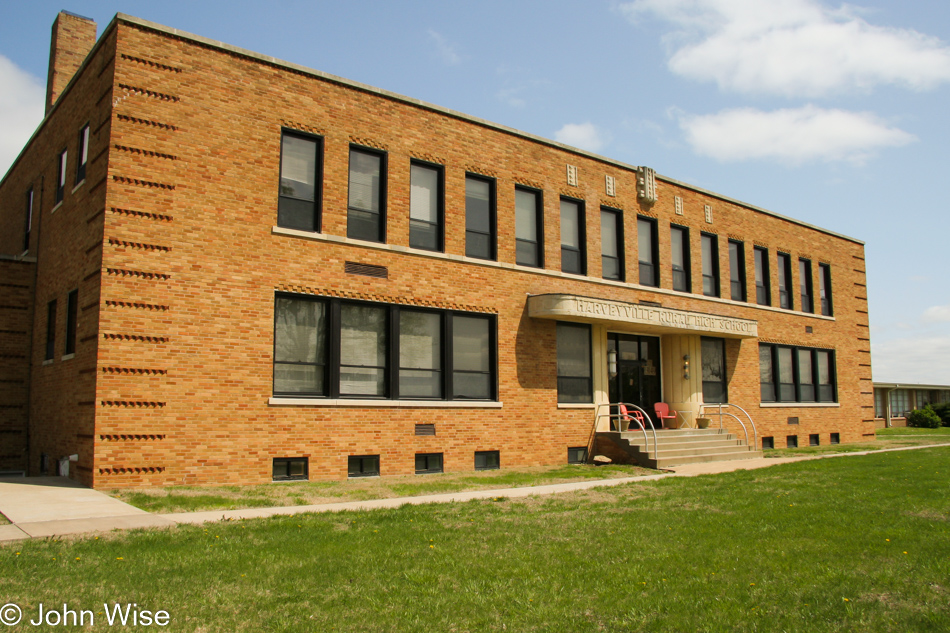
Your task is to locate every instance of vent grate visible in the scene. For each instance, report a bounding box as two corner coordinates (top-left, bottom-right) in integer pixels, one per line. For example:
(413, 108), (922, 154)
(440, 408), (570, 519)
(415, 423), (436, 436)
(345, 261), (388, 279)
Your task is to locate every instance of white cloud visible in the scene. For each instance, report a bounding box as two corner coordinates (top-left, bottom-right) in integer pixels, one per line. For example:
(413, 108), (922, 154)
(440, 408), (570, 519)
(922, 304), (950, 324)
(678, 105), (915, 164)
(0, 55), (45, 178)
(427, 30), (461, 66)
(872, 335), (950, 384)
(621, 0), (950, 97)
(554, 122), (607, 153)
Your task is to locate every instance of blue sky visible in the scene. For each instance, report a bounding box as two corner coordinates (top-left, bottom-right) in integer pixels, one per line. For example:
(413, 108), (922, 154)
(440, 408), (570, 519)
(2, 0), (948, 384)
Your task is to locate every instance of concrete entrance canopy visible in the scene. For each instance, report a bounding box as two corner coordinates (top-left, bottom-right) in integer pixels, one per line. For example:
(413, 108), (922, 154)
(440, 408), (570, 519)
(527, 294), (758, 338)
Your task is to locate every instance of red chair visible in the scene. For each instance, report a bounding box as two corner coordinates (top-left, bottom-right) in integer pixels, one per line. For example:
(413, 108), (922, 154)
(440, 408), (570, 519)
(619, 404), (646, 431)
(654, 402), (678, 428)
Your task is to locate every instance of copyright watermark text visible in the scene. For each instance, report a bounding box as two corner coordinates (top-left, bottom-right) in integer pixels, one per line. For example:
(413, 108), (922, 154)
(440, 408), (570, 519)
(1, 602), (170, 627)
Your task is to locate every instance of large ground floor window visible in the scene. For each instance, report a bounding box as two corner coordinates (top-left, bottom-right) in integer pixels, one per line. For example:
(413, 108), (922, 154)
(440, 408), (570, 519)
(701, 337), (728, 404)
(556, 322), (592, 403)
(274, 294), (497, 400)
(759, 344), (836, 403)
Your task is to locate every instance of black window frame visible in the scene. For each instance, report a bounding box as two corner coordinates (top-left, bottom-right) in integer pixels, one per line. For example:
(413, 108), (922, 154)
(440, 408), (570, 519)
(818, 262), (833, 316)
(759, 343), (837, 403)
(701, 233), (720, 297)
(348, 455), (380, 478)
(637, 216), (659, 287)
(272, 457), (309, 481)
(777, 252), (793, 310)
(701, 336), (728, 404)
(567, 447), (588, 464)
(514, 186), (543, 268)
(465, 174), (496, 260)
(728, 239), (747, 302)
(347, 145), (387, 243)
(409, 159), (444, 252)
(415, 453), (444, 474)
(55, 148), (67, 204)
(753, 246), (771, 306)
(830, 433), (840, 445)
(24, 186), (33, 252)
(670, 224), (691, 293)
(559, 196), (586, 275)
(799, 258), (814, 313)
(556, 322), (593, 404)
(786, 435), (798, 449)
(809, 434), (820, 447)
(76, 123), (90, 183)
(600, 207), (624, 281)
(475, 450), (500, 471)
(761, 436), (775, 450)
(65, 289), (78, 355)
(277, 128), (323, 232)
(45, 300), (57, 361)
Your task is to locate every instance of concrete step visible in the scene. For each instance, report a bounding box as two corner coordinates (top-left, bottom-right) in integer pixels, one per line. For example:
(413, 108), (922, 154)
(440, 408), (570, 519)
(651, 444), (754, 459)
(626, 439), (745, 453)
(652, 450), (764, 469)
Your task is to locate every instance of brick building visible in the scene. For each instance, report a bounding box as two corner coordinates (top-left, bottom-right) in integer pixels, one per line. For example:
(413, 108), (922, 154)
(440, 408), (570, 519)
(0, 12), (875, 488)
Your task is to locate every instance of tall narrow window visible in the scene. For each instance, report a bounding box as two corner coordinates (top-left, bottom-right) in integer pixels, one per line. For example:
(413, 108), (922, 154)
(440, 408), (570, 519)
(701, 233), (719, 297)
(759, 346), (775, 402)
(65, 289), (78, 355)
(797, 348), (814, 401)
(24, 187), (33, 252)
(465, 175), (495, 260)
(515, 187), (542, 268)
(753, 246), (770, 306)
(278, 131), (322, 232)
(777, 346), (795, 401)
(728, 240), (746, 301)
(601, 208), (623, 281)
(45, 300), (57, 361)
(818, 263), (833, 316)
(452, 315), (493, 399)
(409, 162), (443, 251)
(557, 322), (592, 403)
(560, 198), (585, 275)
(701, 337), (727, 403)
(76, 124), (89, 183)
(799, 258), (813, 313)
(815, 350), (835, 402)
(340, 304), (388, 397)
(273, 296), (327, 395)
(55, 149), (67, 203)
(347, 147), (386, 243)
(777, 252), (793, 309)
(670, 225), (690, 292)
(637, 217), (658, 287)
(399, 310), (442, 399)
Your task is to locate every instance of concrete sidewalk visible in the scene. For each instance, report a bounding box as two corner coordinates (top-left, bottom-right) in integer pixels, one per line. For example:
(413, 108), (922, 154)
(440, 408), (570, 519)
(2, 443), (948, 542)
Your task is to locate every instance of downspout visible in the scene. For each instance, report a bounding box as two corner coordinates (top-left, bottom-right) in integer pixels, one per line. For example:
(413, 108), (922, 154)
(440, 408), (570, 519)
(885, 385), (901, 429)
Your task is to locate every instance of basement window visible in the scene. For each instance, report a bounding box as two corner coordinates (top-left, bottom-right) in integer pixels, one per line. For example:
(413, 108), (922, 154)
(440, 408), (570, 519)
(567, 447), (588, 464)
(272, 457), (308, 481)
(761, 436), (774, 450)
(809, 434), (820, 447)
(786, 435), (798, 449)
(475, 450), (499, 471)
(415, 453), (443, 475)
(348, 455), (379, 478)
(830, 433), (840, 445)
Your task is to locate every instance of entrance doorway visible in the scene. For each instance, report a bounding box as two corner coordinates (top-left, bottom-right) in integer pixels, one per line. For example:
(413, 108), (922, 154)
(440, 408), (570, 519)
(608, 333), (662, 428)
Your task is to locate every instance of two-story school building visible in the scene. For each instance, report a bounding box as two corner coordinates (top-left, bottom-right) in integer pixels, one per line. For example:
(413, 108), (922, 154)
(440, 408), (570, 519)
(0, 12), (876, 488)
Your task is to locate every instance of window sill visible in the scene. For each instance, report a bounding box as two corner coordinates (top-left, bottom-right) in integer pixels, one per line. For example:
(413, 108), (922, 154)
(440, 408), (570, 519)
(51, 201), (63, 214)
(71, 179), (85, 194)
(42, 359), (54, 366)
(61, 353), (75, 361)
(558, 403), (596, 409)
(759, 402), (840, 408)
(269, 397), (502, 408)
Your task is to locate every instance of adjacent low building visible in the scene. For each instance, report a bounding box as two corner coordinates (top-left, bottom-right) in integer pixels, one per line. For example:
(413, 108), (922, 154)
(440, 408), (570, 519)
(0, 12), (876, 487)
(872, 382), (950, 427)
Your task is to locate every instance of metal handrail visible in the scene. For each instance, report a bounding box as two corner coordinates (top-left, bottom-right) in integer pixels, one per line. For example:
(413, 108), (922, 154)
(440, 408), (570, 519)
(595, 402), (659, 457)
(701, 402), (758, 449)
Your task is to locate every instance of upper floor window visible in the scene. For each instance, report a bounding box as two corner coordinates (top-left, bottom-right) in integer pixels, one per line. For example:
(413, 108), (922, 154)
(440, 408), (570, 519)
(409, 161), (443, 252)
(560, 198), (585, 275)
(818, 263), (833, 316)
(24, 187), (33, 252)
(799, 258), (814, 313)
(515, 187), (542, 268)
(637, 216), (658, 287)
(347, 146), (386, 243)
(777, 252), (793, 309)
(55, 149), (67, 203)
(278, 130), (322, 232)
(465, 175), (495, 260)
(65, 289), (79, 356)
(728, 240), (746, 302)
(600, 208), (623, 281)
(76, 124), (90, 183)
(670, 225), (690, 292)
(753, 246), (770, 306)
(45, 300), (57, 361)
(760, 344), (836, 403)
(557, 322), (592, 403)
(701, 233), (720, 297)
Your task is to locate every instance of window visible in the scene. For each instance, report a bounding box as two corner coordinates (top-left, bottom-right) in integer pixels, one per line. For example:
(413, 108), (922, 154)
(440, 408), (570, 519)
(777, 253), (793, 309)
(348, 455), (379, 478)
(278, 130), (322, 231)
(809, 434), (820, 447)
(399, 310), (442, 399)
(701, 233), (719, 297)
(409, 161), (443, 251)
(465, 175), (495, 260)
(557, 322), (592, 403)
(560, 198), (585, 275)
(515, 187), (542, 267)
(759, 344), (837, 403)
(76, 124), (89, 183)
(272, 457), (308, 481)
(830, 433), (840, 445)
(601, 208), (623, 281)
(728, 240), (746, 301)
(273, 296), (327, 396)
(818, 263), (833, 316)
(786, 436), (798, 449)
(45, 300), (56, 361)
(55, 149), (67, 203)
(761, 437), (775, 450)
(874, 389), (885, 418)
(637, 217), (658, 287)
(340, 304), (388, 397)
(24, 187), (33, 252)
(65, 289), (78, 355)
(452, 315), (494, 400)
(799, 258), (813, 313)
(753, 246), (770, 306)
(670, 225), (690, 292)
(475, 450), (499, 470)
(415, 453), (443, 474)
(567, 447), (588, 464)
(890, 389), (908, 417)
(917, 389), (931, 408)
(347, 146), (386, 242)
(701, 337), (727, 403)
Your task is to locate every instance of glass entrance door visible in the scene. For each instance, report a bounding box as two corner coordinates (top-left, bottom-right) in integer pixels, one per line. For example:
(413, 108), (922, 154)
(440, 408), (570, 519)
(608, 333), (662, 429)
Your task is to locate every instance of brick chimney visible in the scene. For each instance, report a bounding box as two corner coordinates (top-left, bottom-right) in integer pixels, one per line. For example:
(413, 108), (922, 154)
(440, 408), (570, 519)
(45, 11), (97, 115)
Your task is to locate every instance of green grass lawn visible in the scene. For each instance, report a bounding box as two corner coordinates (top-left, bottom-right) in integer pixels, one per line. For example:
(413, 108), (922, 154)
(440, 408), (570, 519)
(876, 425), (950, 436)
(3, 447), (949, 632)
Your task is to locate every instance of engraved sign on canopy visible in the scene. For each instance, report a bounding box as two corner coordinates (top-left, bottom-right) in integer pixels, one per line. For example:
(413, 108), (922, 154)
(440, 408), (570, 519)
(527, 294), (758, 338)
